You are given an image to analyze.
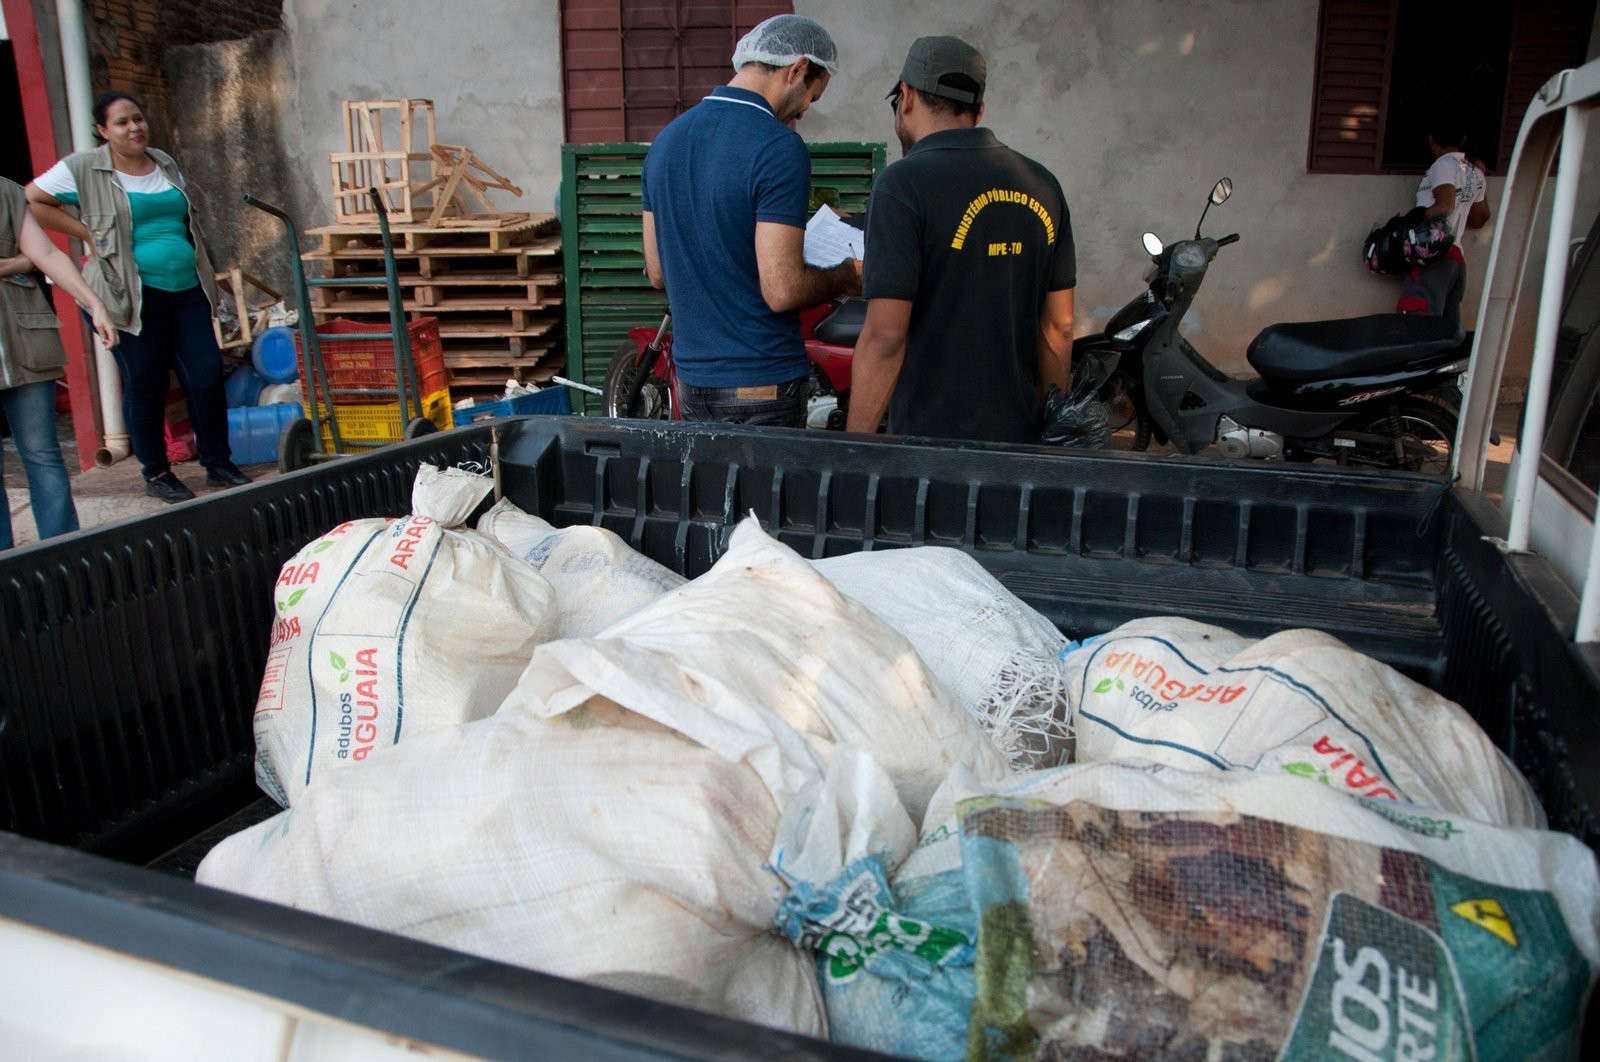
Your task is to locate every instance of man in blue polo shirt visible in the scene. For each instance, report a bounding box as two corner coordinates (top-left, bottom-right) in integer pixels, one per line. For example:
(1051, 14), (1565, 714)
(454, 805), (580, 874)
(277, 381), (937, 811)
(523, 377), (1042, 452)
(641, 14), (861, 427)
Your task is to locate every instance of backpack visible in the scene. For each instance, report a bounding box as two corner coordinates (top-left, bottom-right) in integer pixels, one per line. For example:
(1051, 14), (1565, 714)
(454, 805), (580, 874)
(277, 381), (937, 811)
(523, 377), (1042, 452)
(1363, 206), (1453, 275)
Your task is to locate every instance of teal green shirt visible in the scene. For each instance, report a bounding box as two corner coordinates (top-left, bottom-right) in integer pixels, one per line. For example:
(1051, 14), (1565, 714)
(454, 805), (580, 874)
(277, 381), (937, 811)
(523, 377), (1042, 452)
(53, 185), (200, 292)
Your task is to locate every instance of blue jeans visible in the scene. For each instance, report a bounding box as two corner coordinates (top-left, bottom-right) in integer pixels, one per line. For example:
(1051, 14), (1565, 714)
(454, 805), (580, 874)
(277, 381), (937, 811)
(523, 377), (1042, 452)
(110, 284), (232, 479)
(678, 375), (810, 427)
(0, 378), (79, 549)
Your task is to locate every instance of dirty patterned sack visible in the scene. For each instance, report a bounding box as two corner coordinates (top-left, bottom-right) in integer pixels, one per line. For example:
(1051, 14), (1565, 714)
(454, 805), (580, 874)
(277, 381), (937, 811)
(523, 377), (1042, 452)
(814, 548), (1071, 769)
(203, 696), (825, 1034)
(1063, 617), (1543, 827)
(476, 497), (685, 638)
(958, 762), (1600, 1062)
(252, 465), (557, 805)
(773, 763), (994, 1061)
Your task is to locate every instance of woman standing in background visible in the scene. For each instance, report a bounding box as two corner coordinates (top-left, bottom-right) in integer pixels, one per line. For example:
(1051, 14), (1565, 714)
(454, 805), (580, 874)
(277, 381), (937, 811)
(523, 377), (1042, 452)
(0, 174), (117, 548)
(26, 90), (250, 503)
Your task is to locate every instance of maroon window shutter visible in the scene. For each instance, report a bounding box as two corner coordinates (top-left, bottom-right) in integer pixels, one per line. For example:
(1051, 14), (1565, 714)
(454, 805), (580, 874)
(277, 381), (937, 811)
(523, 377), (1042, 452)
(1308, 0), (1398, 174)
(562, 1), (795, 145)
(562, 1), (626, 143)
(1499, 0), (1596, 167)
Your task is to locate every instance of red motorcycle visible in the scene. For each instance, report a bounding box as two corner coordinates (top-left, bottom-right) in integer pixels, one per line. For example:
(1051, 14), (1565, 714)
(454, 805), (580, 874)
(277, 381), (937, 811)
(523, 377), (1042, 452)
(602, 300), (863, 427)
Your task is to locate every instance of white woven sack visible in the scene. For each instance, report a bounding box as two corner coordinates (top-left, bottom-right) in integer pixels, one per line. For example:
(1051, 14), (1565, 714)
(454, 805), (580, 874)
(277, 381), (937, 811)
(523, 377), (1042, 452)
(202, 696), (825, 1035)
(476, 497), (686, 638)
(1062, 617), (1543, 827)
(813, 548), (1070, 769)
(253, 465), (557, 806)
(511, 517), (1012, 823)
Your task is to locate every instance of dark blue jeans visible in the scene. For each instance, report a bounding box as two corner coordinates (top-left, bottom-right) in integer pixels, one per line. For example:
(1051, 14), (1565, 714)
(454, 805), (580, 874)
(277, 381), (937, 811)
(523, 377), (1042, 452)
(678, 375), (809, 427)
(0, 378), (78, 549)
(111, 284), (232, 478)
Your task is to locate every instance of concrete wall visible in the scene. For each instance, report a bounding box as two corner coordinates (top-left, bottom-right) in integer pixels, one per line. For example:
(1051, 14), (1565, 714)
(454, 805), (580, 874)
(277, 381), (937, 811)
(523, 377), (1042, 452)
(793, 0), (1594, 379)
(166, 30), (302, 292)
(279, 0), (567, 234)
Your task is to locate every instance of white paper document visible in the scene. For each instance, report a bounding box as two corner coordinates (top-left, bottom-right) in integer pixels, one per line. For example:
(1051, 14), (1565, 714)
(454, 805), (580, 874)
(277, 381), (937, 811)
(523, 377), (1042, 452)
(803, 205), (866, 267)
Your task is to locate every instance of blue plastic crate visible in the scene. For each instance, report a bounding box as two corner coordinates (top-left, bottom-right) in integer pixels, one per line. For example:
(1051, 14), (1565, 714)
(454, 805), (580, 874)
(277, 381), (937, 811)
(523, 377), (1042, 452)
(457, 387), (573, 424)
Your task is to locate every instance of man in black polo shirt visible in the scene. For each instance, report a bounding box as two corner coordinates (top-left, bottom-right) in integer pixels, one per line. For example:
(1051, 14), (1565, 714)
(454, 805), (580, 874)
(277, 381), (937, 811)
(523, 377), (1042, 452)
(847, 36), (1076, 444)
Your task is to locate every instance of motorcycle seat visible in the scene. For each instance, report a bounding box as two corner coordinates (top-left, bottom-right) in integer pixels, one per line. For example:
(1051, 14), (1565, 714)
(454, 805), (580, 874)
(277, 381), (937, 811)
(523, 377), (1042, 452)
(1247, 314), (1465, 383)
(811, 297), (867, 346)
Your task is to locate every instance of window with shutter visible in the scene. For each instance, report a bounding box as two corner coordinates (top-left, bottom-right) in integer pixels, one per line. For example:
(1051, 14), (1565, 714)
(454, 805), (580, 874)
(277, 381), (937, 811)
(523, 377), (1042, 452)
(1309, 0), (1594, 175)
(560, 1), (794, 145)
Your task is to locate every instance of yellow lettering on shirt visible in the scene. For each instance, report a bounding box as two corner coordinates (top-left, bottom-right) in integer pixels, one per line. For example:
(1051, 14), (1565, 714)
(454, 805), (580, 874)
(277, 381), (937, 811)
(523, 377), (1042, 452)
(951, 188), (1057, 251)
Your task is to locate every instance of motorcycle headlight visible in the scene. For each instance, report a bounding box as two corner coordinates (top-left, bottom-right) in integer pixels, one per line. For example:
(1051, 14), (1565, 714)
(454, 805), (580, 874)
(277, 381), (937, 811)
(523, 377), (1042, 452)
(1113, 317), (1154, 342)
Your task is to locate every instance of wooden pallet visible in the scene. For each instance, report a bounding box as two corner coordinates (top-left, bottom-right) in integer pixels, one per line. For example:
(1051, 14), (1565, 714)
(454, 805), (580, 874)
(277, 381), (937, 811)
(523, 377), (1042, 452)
(308, 213), (557, 254)
(310, 272), (561, 311)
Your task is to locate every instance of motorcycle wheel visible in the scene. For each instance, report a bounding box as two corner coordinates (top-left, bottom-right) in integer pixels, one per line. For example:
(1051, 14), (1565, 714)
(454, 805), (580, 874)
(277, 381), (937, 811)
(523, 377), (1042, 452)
(603, 340), (672, 419)
(1336, 397), (1458, 475)
(1099, 369), (1152, 451)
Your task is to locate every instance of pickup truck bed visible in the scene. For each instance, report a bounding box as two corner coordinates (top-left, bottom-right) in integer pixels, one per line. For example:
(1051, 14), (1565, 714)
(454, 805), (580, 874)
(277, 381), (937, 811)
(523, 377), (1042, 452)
(3, 416), (1597, 1057)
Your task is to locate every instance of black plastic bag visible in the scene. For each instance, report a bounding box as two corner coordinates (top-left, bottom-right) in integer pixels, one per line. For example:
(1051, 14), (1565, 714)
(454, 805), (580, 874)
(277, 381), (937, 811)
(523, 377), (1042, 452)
(1039, 351), (1116, 450)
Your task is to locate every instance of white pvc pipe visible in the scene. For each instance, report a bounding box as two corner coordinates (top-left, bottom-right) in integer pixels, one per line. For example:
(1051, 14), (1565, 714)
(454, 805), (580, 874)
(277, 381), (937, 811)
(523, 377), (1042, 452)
(1506, 105), (1589, 553)
(54, 0), (95, 152)
(91, 334), (129, 466)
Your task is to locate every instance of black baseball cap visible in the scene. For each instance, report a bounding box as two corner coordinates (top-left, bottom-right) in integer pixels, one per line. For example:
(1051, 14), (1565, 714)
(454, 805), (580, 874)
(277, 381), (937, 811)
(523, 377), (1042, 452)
(888, 36), (986, 105)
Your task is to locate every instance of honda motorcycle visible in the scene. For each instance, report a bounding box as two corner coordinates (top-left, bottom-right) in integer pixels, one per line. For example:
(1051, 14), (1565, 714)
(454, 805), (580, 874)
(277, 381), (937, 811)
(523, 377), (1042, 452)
(1082, 178), (1470, 472)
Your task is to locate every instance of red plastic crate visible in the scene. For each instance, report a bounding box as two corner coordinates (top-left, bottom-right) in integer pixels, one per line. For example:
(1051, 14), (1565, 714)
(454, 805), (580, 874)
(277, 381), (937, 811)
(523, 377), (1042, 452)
(296, 317), (448, 405)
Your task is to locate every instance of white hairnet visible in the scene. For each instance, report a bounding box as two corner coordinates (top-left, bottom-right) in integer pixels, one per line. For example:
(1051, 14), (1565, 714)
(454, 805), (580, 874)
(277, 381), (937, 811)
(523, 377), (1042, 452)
(731, 15), (838, 75)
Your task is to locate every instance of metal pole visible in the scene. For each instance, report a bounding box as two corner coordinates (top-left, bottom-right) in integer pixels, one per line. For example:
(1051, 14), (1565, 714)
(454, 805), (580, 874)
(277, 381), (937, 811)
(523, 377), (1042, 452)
(1506, 104), (1589, 553)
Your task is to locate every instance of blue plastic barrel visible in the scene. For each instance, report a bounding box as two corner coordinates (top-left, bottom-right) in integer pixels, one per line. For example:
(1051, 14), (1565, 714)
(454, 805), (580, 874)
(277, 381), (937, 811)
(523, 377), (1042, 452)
(227, 402), (303, 466)
(252, 326), (300, 384)
(224, 364), (266, 408)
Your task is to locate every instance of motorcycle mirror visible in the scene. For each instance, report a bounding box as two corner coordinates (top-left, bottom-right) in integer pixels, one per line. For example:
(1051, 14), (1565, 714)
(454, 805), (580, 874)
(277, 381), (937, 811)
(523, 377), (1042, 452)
(1195, 176), (1234, 238)
(1142, 232), (1164, 256)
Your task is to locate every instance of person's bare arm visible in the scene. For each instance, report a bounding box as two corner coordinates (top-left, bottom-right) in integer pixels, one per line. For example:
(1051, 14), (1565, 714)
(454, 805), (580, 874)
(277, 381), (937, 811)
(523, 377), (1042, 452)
(754, 222), (860, 313)
(18, 208), (118, 346)
(845, 298), (912, 434)
(641, 210), (664, 290)
(1036, 288), (1075, 401)
(25, 183), (93, 246)
(0, 254), (32, 278)
(1425, 182), (1458, 219)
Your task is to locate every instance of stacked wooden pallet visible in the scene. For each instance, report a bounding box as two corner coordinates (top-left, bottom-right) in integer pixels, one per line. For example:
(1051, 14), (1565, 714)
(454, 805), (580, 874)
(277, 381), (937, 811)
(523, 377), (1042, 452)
(303, 215), (562, 397)
(305, 99), (565, 400)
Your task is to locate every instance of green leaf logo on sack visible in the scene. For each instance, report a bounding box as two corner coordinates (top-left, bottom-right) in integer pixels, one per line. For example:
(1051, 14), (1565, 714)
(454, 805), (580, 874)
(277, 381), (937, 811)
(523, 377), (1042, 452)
(329, 650), (351, 684)
(1283, 761), (1332, 786)
(1092, 677), (1127, 695)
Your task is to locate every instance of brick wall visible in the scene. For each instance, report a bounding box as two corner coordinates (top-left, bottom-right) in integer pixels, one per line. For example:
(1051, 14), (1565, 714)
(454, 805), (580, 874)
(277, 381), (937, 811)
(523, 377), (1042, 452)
(85, 0), (284, 142)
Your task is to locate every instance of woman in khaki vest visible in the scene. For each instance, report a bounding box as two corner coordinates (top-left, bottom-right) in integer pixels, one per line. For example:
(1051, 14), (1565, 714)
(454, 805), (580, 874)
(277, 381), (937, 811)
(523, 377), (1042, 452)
(27, 91), (251, 504)
(0, 176), (116, 549)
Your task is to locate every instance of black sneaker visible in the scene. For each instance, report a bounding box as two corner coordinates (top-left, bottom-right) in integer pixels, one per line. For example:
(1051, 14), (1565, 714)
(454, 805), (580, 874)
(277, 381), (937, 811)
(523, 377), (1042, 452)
(205, 462), (254, 488)
(145, 472), (196, 503)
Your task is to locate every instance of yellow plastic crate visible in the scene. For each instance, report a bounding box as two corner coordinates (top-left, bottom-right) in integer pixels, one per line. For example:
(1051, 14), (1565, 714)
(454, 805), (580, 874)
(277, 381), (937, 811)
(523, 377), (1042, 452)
(315, 387), (453, 448)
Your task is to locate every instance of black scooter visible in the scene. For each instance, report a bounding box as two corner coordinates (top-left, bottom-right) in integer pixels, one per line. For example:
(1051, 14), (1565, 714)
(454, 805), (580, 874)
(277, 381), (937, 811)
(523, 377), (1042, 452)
(1082, 178), (1471, 472)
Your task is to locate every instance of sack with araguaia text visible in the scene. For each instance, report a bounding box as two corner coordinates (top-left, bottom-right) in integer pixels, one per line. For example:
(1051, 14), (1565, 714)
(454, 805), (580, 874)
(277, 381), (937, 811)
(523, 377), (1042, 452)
(252, 464), (557, 806)
(1062, 617), (1543, 828)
